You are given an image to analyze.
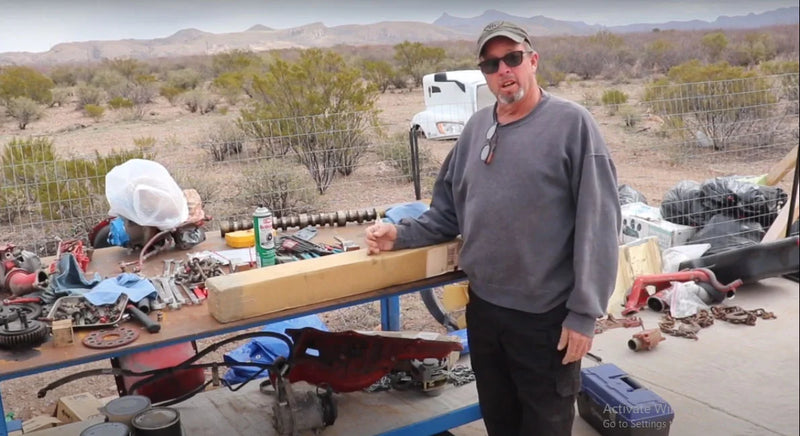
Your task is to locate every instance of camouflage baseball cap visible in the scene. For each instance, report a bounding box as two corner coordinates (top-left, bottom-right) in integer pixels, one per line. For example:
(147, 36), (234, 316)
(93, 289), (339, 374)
(476, 21), (532, 57)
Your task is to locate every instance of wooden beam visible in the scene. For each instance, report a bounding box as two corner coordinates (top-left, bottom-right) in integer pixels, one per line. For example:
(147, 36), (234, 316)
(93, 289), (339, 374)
(765, 145), (798, 186)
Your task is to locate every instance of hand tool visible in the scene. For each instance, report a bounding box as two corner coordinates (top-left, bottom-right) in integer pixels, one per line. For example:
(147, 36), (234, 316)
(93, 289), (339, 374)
(126, 303), (161, 333)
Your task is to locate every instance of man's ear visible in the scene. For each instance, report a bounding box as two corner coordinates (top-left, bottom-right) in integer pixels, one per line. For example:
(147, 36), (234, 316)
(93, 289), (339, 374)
(530, 51), (539, 70)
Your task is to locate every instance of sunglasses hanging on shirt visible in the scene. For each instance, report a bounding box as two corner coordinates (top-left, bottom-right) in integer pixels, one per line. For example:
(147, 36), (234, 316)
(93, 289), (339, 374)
(480, 122), (498, 165)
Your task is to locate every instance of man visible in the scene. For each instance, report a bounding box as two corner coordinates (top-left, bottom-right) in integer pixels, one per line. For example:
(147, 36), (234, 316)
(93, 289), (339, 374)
(366, 21), (620, 435)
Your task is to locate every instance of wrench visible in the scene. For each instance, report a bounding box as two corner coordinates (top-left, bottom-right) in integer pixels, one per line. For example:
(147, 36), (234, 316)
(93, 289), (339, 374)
(176, 280), (200, 305)
(148, 279), (168, 310)
(155, 277), (180, 309)
(167, 277), (187, 306)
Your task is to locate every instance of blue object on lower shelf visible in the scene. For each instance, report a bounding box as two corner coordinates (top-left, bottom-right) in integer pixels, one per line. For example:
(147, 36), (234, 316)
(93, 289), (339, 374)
(578, 363), (674, 436)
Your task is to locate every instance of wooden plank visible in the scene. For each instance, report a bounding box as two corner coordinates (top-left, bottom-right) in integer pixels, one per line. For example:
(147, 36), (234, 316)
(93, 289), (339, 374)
(765, 145), (798, 186)
(607, 237), (662, 315)
(762, 187), (800, 242)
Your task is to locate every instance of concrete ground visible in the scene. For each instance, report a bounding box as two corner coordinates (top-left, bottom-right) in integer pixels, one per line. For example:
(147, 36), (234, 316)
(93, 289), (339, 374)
(450, 276), (799, 436)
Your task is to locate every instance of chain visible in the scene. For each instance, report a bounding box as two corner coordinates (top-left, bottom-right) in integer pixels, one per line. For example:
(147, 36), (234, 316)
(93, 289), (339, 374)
(660, 305), (776, 340)
(447, 364), (475, 387)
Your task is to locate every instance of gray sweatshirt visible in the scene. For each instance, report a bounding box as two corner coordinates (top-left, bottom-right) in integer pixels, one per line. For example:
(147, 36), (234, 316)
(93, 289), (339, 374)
(395, 91), (621, 337)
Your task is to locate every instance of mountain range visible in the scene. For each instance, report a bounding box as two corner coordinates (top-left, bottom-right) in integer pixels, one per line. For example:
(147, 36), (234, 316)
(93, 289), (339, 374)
(1, 7), (797, 66)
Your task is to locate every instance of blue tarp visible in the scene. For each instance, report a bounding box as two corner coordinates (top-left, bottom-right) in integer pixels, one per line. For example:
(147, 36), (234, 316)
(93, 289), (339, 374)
(222, 314), (329, 384)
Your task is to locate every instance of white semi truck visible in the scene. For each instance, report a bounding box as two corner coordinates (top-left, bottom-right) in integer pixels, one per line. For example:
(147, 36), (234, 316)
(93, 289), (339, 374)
(411, 70), (495, 140)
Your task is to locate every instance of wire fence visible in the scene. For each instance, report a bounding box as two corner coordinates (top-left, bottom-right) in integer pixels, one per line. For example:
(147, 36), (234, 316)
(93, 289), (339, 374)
(0, 74), (797, 256)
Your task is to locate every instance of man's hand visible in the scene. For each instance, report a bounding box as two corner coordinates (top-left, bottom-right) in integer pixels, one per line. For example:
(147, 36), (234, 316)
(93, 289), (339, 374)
(365, 221), (398, 254)
(557, 327), (593, 365)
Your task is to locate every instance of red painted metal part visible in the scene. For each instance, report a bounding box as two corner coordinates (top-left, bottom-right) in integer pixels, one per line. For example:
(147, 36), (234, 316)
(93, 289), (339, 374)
(117, 342), (206, 404)
(283, 328), (463, 393)
(623, 267), (742, 315)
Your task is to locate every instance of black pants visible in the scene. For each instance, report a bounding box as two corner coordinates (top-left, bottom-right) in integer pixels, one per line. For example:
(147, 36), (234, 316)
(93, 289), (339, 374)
(466, 290), (581, 436)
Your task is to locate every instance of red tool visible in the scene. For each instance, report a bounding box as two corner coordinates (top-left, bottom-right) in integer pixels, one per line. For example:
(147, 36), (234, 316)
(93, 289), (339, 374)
(278, 328), (463, 393)
(623, 268), (741, 315)
(2, 296), (43, 305)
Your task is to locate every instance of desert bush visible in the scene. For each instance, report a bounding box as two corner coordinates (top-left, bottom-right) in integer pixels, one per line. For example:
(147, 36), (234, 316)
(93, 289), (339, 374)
(601, 89), (628, 115)
(50, 87), (71, 107)
(760, 61), (799, 104)
(211, 49), (263, 76)
(239, 48), (379, 193)
(238, 160), (318, 217)
(376, 133), (434, 182)
(643, 60), (777, 150)
(103, 58), (148, 81)
(76, 84), (106, 110)
(6, 97), (44, 129)
(0, 184), (28, 224)
(201, 121), (245, 162)
(729, 32), (777, 66)
(84, 104), (105, 120)
(166, 68), (202, 90)
(701, 32), (729, 61)
(48, 65), (80, 87)
(91, 69), (128, 98)
(183, 89), (217, 114)
(212, 72), (246, 105)
(618, 105), (641, 128)
(362, 60), (395, 93)
(0, 66), (54, 106)
(537, 62), (566, 88)
(160, 86), (185, 105)
(108, 96), (134, 109)
(394, 41), (446, 87)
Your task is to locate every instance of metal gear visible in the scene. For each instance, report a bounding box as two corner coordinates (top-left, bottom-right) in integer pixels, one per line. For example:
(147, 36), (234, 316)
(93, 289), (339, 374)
(0, 304), (43, 323)
(0, 318), (49, 348)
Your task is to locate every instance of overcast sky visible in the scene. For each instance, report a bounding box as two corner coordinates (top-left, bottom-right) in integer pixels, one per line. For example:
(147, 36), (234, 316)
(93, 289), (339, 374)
(0, 0), (796, 53)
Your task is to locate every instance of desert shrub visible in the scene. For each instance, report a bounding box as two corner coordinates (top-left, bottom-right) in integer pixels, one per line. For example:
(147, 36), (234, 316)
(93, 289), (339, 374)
(760, 60), (799, 105)
(239, 48), (379, 194)
(394, 41), (446, 87)
(0, 66), (54, 106)
(618, 105), (641, 128)
(166, 68), (202, 90)
(160, 86), (185, 105)
(0, 184), (27, 224)
(103, 58), (148, 81)
(0, 136), (156, 221)
(643, 60), (777, 150)
(602, 89), (628, 105)
(50, 87), (71, 107)
(201, 121), (245, 162)
(701, 32), (729, 61)
(91, 69), (128, 98)
(108, 96), (134, 109)
(729, 32), (777, 66)
(212, 72), (245, 105)
(76, 84), (105, 109)
(84, 104), (105, 120)
(238, 160), (318, 217)
(6, 97), (44, 129)
(537, 63), (566, 88)
(183, 89), (217, 114)
(376, 133), (433, 182)
(48, 65), (80, 87)
(132, 136), (157, 153)
(362, 60), (395, 93)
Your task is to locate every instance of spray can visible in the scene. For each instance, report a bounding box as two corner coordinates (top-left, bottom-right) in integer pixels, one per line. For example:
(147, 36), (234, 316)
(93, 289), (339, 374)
(253, 206), (276, 267)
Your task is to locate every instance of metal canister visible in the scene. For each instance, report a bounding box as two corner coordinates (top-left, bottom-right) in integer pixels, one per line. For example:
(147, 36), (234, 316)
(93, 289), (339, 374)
(100, 395), (151, 427)
(131, 407), (182, 436)
(253, 206), (276, 267)
(79, 421), (131, 436)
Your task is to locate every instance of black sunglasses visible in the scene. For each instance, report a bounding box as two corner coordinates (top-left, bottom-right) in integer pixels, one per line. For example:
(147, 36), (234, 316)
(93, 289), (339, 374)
(479, 122), (498, 165)
(478, 50), (529, 74)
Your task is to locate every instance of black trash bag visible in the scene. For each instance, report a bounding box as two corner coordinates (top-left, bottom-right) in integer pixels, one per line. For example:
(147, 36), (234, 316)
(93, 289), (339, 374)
(732, 183), (787, 228)
(700, 177), (741, 217)
(687, 214), (765, 256)
(618, 184), (647, 206)
(660, 180), (709, 227)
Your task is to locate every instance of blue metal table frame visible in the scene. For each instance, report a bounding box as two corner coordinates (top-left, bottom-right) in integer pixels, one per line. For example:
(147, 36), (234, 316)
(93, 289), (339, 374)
(0, 271), (473, 436)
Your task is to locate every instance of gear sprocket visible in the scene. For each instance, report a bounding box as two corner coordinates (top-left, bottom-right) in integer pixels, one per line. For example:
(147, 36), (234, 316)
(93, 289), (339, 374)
(0, 317), (49, 348)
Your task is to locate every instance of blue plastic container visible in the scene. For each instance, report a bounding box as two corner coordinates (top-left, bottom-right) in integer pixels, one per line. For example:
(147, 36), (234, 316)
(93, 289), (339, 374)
(578, 363), (674, 436)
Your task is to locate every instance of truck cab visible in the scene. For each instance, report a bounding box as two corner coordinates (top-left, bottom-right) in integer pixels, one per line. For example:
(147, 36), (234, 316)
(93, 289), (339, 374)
(411, 70), (495, 140)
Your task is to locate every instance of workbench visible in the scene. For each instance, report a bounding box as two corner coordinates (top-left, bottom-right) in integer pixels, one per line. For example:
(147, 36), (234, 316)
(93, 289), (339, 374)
(0, 224), (472, 436)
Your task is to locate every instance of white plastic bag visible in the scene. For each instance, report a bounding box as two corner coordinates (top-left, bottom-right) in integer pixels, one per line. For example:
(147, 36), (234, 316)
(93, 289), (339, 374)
(669, 281), (710, 318)
(105, 159), (188, 230)
(661, 243), (711, 273)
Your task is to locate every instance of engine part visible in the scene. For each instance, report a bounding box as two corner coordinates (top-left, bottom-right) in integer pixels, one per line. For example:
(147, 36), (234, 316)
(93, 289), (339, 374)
(0, 312), (49, 348)
(623, 268), (740, 315)
(281, 327), (463, 392)
(4, 268), (47, 296)
(646, 289), (671, 313)
(272, 371), (336, 436)
(0, 303), (43, 323)
(219, 218), (254, 237)
(83, 326), (140, 349)
(628, 329), (666, 351)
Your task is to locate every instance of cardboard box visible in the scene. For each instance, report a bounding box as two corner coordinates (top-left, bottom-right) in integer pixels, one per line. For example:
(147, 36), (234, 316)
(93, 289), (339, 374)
(22, 415), (61, 433)
(620, 202), (697, 250)
(54, 392), (103, 424)
(207, 240), (461, 323)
